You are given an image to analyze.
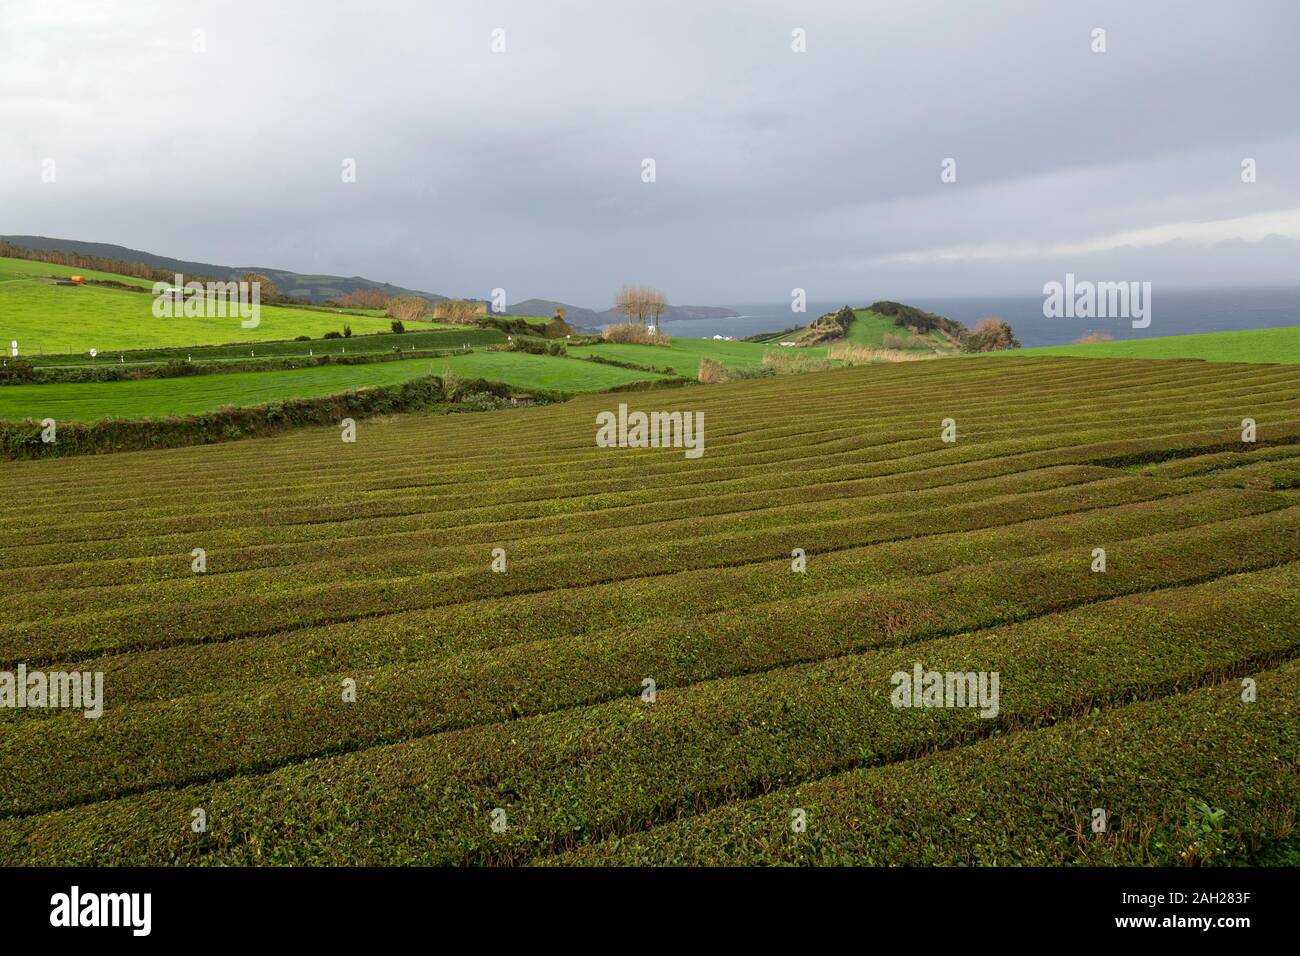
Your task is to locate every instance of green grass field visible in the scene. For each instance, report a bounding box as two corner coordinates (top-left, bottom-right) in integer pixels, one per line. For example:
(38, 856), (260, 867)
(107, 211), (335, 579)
(0, 255), (458, 353)
(0, 351), (672, 422)
(0, 256), (158, 288)
(1, 355), (1297, 864)
(1006, 325), (1300, 364)
(0, 255), (566, 361)
(570, 338), (829, 375)
(0, 280), (397, 353)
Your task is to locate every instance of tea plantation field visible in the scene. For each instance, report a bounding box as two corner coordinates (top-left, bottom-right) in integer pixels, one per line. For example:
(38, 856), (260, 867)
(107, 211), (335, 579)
(0, 356), (1297, 865)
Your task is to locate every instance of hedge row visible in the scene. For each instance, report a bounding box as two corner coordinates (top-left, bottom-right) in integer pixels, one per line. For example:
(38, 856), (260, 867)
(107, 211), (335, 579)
(8, 398), (1297, 546)
(5, 358), (1289, 504)
(19, 486), (1279, 709)
(553, 659), (1300, 866)
(2, 503), (1295, 816)
(2, 452), (1126, 566)
(1, 565), (1294, 861)
(0, 348), (1274, 468)
(1139, 442), (1300, 479)
(0, 469), (1177, 620)
(0, 462), (1118, 592)
(3, 357), (1300, 865)
(5, 347), (475, 385)
(15, 325), (506, 368)
(7, 486), (1268, 712)
(1179, 454), (1300, 492)
(1, 473), (1222, 662)
(8, 361), (1297, 499)
(0, 375), (540, 459)
(578, 353), (681, 376)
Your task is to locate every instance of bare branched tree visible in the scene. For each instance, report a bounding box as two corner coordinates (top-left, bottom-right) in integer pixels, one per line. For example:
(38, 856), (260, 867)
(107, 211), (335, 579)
(338, 289), (391, 309)
(614, 285), (641, 325)
(386, 295), (431, 323)
(645, 287), (667, 329)
(435, 300), (483, 324)
(614, 285), (669, 327)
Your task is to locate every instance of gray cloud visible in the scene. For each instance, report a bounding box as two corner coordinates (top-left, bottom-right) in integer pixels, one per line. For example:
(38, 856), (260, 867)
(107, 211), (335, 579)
(2, 0), (1297, 306)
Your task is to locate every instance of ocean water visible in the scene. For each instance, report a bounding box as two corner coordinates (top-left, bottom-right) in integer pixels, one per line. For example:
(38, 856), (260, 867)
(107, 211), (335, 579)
(659, 288), (1300, 348)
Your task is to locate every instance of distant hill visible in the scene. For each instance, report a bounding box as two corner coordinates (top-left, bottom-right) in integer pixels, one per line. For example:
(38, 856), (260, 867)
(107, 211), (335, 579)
(0, 235), (447, 304)
(505, 299), (607, 330)
(652, 304), (743, 322)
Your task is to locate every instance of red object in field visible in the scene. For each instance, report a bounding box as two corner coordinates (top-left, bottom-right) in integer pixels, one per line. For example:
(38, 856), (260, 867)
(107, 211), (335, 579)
(70, 275), (85, 284)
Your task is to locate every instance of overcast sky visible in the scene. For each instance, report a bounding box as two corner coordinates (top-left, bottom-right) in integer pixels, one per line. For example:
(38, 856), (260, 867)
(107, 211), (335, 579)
(2, 0), (1297, 307)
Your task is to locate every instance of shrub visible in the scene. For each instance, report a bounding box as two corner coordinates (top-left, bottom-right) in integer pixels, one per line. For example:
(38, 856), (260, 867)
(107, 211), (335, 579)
(869, 301), (962, 337)
(761, 350), (833, 374)
(334, 288), (391, 310)
(827, 343), (929, 364)
(478, 316), (549, 337)
(434, 300), (483, 325)
(602, 323), (671, 346)
(797, 306), (857, 345)
(698, 357), (728, 384)
(960, 318), (1020, 353)
(343, 325), (353, 338)
(294, 335), (311, 341)
(726, 365), (777, 380)
(162, 359), (200, 377)
(0, 359), (37, 384)
(386, 296), (430, 324)
(579, 354), (676, 375)
(545, 314), (576, 339)
(323, 331), (343, 340)
(390, 320), (406, 334)
(1074, 331), (1115, 344)
(440, 365), (465, 401)
(455, 390), (513, 412)
(505, 338), (565, 357)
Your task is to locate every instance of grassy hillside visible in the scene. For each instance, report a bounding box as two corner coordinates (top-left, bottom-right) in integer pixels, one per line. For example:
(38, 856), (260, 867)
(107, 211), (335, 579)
(1005, 325), (1300, 364)
(1, 356), (1298, 864)
(0, 237), (447, 303)
(0, 255), (157, 289)
(843, 309), (954, 351)
(0, 351), (672, 422)
(748, 307), (959, 354)
(0, 266), (399, 352)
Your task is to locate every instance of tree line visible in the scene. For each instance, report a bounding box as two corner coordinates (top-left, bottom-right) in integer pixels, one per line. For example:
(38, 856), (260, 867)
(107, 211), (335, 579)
(0, 242), (200, 284)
